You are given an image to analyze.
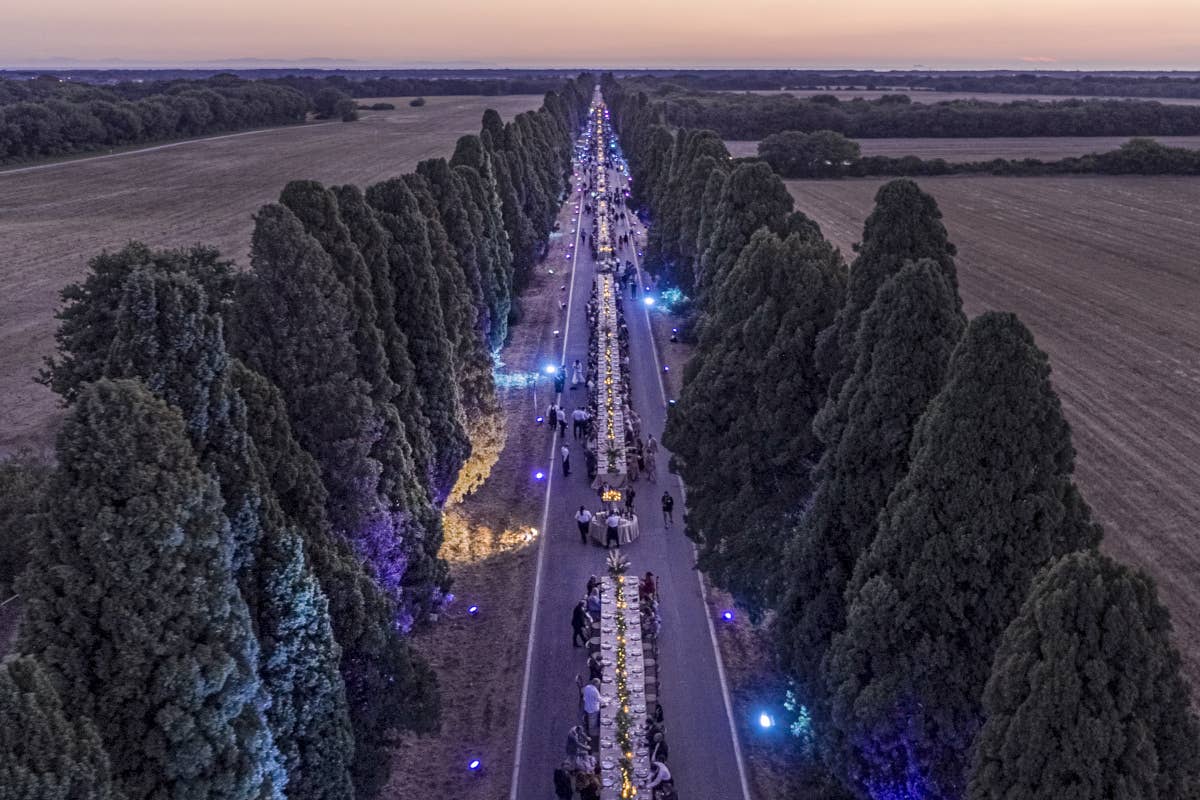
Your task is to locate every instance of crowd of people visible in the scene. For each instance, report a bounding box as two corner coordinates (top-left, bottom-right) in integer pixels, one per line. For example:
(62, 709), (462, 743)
(557, 572), (676, 799)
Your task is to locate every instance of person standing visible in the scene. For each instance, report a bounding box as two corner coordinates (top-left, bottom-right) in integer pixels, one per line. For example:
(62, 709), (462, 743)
(581, 678), (601, 735)
(561, 443), (571, 477)
(548, 403), (559, 430)
(661, 492), (674, 527)
(625, 486), (636, 514)
(572, 359), (584, 388)
(572, 601), (589, 647)
(605, 510), (621, 548)
(559, 414), (568, 438)
(575, 506), (593, 544)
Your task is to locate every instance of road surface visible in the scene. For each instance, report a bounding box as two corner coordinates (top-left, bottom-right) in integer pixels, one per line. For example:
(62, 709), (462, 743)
(512, 102), (749, 800)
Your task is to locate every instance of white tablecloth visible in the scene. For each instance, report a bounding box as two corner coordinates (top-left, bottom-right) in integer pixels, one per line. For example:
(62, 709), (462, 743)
(597, 575), (651, 799)
(589, 514), (640, 546)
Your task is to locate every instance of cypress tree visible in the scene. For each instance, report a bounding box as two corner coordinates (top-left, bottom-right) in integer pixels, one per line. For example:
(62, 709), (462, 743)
(230, 361), (441, 796)
(18, 379), (284, 800)
(278, 181), (423, 515)
(0, 656), (118, 800)
(968, 551), (1200, 800)
(673, 153), (724, 295)
(415, 159), (490, 344)
(366, 178), (470, 503)
(695, 161), (794, 303)
(230, 204), (411, 624)
(775, 260), (966, 724)
(0, 453), (49, 591)
(814, 178), (959, 414)
(39, 242), (236, 404)
(402, 173), (503, 501)
(454, 162), (513, 350)
(824, 312), (1102, 800)
(692, 166), (728, 289)
(664, 227), (844, 611)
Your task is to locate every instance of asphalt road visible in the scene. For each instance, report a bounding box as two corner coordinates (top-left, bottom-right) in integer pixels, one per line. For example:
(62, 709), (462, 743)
(512, 115), (749, 800)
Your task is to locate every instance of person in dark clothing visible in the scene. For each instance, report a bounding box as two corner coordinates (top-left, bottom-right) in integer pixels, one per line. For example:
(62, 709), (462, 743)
(553, 762), (574, 799)
(625, 486), (636, 514)
(661, 492), (674, 527)
(572, 601), (589, 647)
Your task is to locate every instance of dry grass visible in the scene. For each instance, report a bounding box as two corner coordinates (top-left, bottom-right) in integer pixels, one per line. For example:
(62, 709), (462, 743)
(0, 94), (543, 457)
(384, 192), (577, 798)
(726, 135), (1200, 162)
(788, 175), (1200, 690)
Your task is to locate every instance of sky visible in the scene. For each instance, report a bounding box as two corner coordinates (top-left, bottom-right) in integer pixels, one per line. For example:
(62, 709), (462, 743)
(3, 0), (1198, 71)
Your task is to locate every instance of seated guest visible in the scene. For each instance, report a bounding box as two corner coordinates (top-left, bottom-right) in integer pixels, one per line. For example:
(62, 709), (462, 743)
(645, 761), (673, 796)
(639, 571), (656, 601)
(586, 588), (601, 617)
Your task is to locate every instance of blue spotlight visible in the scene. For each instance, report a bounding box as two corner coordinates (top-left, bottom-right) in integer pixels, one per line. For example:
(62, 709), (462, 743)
(721, 609), (735, 622)
(467, 605), (479, 616)
(758, 713), (775, 730)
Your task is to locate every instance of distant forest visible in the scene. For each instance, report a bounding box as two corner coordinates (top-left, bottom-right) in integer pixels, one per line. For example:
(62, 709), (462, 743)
(0, 72), (564, 164)
(625, 81), (1200, 139)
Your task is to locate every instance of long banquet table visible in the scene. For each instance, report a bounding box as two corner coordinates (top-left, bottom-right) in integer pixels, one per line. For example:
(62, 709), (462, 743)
(597, 574), (651, 798)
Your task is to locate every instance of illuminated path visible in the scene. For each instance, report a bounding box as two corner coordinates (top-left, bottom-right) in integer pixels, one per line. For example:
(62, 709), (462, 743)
(511, 92), (750, 800)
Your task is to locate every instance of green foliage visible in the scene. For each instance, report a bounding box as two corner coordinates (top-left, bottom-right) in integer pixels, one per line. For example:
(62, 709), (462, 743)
(968, 550), (1200, 800)
(775, 259), (966, 728)
(18, 379), (284, 800)
(824, 312), (1102, 800)
(0, 655), (119, 800)
(758, 129), (861, 177)
(366, 178), (470, 503)
(0, 453), (49, 592)
(695, 160), (794, 302)
(39, 242), (236, 405)
(312, 87), (351, 119)
(665, 227), (844, 611)
(814, 178), (958, 413)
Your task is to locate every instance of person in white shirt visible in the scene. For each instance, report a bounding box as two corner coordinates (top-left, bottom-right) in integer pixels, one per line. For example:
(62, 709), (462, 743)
(575, 506), (593, 544)
(581, 678), (601, 735)
(561, 444), (571, 477)
(605, 512), (621, 548)
(646, 761), (672, 795)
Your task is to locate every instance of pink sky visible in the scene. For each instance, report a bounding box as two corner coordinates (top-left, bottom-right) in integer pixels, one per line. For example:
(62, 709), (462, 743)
(4, 0), (1198, 69)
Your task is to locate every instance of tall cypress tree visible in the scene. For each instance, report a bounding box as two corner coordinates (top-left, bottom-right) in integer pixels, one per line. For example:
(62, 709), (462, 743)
(366, 177), (470, 503)
(230, 361), (440, 797)
(664, 227), (844, 611)
(824, 312), (1102, 800)
(278, 180), (423, 515)
(39, 242), (236, 404)
(18, 379), (284, 800)
(333, 183), (435, 504)
(968, 551), (1200, 800)
(695, 161), (794, 303)
(415, 159), (490, 345)
(814, 178), (959, 415)
(102, 268), (355, 800)
(230, 204), (412, 624)
(402, 173), (503, 502)
(0, 656), (118, 800)
(775, 259), (966, 725)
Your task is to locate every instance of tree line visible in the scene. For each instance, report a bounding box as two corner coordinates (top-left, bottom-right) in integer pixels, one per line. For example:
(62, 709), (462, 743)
(603, 74), (1200, 800)
(756, 130), (1200, 178)
(0, 75), (592, 800)
(0, 75), (310, 164)
(573, 69), (1200, 100)
(621, 80), (1200, 140)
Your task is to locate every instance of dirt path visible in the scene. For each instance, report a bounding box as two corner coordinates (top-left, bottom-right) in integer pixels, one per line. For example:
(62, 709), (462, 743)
(0, 94), (542, 457)
(787, 175), (1200, 688)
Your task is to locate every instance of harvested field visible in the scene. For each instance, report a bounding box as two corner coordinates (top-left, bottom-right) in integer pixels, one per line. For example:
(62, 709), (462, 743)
(722, 88), (1200, 106)
(787, 175), (1200, 688)
(726, 135), (1200, 162)
(0, 94), (542, 456)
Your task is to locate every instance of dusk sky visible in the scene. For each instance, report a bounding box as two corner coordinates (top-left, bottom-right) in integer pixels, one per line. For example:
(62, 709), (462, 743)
(4, 0), (1198, 70)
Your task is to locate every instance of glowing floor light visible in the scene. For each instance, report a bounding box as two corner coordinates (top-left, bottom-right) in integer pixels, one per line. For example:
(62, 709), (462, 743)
(721, 610), (735, 622)
(467, 759), (482, 772)
(467, 605), (479, 616)
(534, 470), (546, 481)
(643, 296), (655, 307)
(544, 365), (558, 375)
(758, 713), (775, 730)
